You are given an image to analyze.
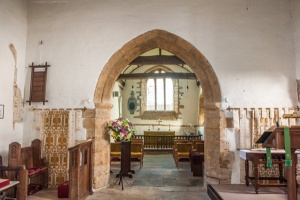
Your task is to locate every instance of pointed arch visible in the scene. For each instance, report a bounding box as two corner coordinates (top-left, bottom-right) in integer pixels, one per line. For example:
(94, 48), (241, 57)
(91, 29), (231, 189)
(94, 29), (221, 104)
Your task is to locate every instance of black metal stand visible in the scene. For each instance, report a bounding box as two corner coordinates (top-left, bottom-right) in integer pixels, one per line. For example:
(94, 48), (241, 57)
(110, 141), (134, 190)
(111, 170), (132, 190)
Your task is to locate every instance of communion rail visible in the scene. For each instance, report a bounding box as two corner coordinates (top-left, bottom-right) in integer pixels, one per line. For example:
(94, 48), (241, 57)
(133, 135), (201, 149)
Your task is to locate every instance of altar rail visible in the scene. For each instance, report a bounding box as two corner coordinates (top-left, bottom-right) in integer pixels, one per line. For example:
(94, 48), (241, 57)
(133, 135), (201, 149)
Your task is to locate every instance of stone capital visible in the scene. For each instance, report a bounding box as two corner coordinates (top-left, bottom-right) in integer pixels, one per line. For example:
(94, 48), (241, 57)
(202, 102), (221, 110)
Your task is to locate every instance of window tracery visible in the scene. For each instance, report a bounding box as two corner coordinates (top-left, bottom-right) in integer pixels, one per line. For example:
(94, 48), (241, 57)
(140, 66), (179, 120)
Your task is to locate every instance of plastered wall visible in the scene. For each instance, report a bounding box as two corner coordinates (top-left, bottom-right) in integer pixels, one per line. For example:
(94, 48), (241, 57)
(0, 0), (299, 182)
(0, 0), (27, 165)
(293, 0), (300, 78)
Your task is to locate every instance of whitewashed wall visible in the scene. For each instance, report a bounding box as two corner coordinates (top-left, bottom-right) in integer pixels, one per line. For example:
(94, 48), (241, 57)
(23, 0), (297, 109)
(293, 0), (300, 79)
(111, 84), (121, 120)
(0, 0), (27, 165)
(120, 63), (200, 136)
(21, 0), (297, 151)
(0, 0), (298, 174)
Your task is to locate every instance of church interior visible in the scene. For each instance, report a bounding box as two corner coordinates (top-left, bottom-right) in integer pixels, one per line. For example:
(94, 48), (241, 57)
(1, 0), (300, 199)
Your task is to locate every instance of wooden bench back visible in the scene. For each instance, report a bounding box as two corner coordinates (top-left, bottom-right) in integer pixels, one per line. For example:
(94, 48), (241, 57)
(194, 142), (204, 154)
(191, 139), (203, 148)
(8, 139), (43, 169)
(31, 139), (43, 167)
(131, 143), (143, 153)
(110, 142), (121, 153)
(8, 142), (21, 169)
(177, 143), (193, 153)
(131, 139), (143, 144)
(173, 140), (189, 150)
(21, 147), (33, 169)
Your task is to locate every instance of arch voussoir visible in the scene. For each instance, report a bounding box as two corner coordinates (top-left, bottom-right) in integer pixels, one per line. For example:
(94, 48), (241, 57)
(91, 29), (229, 190)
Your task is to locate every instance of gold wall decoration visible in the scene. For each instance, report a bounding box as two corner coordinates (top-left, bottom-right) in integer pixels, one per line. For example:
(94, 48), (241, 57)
(43, 110), (69, 188)
(228, 107), (298, 149)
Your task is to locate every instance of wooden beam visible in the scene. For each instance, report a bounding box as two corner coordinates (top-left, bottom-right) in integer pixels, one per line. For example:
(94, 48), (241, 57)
(130, 55), (185, 65)
(118, 80), (125, 88)
(118, 73), (196, 80)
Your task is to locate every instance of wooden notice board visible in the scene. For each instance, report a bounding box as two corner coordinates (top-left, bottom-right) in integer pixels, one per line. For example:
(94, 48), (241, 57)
(27, 62), (50, 105)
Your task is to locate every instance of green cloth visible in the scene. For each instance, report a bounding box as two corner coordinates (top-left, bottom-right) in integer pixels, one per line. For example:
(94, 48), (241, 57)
(284, 127), (292, 167)
(266, 147), (272, 167)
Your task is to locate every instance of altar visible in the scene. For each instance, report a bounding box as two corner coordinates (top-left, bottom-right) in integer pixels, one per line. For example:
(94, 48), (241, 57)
(144, 131), (175, 149)
(240, 149), (288, 194)
(144, 131), (175, 136)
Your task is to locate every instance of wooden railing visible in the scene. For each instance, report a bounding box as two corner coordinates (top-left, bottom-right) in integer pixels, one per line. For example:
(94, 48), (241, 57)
(133, 135), (202, 149)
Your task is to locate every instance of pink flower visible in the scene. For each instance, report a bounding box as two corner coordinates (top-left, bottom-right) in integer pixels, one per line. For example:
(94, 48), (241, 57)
(108, 117), (135, 141)
(120, 126), (128, 135)
(112, 122), (118, 127)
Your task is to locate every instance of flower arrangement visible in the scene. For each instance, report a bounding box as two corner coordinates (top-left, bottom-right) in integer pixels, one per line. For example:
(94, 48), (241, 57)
(108, 117), (135, 141)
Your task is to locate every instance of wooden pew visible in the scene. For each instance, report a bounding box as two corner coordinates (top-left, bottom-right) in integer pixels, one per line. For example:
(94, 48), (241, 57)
(68, 140), (93, 200)
(174, 143), (193, 168)
(8, 139), (48, 196)
(1, 155), (28, 200)
(131, 138), (144, 168)
(110, 142), (121, 164)
(172, 139), (188, 159)
(131, 143), (144, 169)
(0, 165), (22, 199)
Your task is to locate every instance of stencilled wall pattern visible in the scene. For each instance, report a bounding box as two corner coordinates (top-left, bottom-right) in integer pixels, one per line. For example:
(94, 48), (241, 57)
(228, 107), (299, 149)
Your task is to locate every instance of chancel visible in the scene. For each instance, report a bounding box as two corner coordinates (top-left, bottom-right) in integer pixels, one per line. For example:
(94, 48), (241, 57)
(1, 0), (300, 200)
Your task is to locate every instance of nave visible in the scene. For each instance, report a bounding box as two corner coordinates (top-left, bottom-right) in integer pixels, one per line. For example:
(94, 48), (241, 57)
(28, 152), (210, 200)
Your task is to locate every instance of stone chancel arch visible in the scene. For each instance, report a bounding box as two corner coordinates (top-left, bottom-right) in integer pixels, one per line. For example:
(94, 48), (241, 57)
(90, 29), (232, 189)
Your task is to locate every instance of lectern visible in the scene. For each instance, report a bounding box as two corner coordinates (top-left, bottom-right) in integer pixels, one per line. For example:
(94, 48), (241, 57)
(262, 126), (300, 200)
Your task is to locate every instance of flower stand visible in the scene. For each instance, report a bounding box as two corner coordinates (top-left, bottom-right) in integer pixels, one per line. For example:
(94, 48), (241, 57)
(117, 141), (134, 178)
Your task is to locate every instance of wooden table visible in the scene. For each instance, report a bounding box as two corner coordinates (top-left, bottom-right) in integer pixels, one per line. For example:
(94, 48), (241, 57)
(240, 150), (288, 194)
(262, 127), (300, 200)
(0, 181), (19, 200)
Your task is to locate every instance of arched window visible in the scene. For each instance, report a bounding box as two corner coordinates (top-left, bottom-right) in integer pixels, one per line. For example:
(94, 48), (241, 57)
(146, 70), (174, 111)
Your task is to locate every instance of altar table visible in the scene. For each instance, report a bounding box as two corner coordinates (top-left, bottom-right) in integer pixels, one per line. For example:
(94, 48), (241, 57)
(240, 150), (289, 194)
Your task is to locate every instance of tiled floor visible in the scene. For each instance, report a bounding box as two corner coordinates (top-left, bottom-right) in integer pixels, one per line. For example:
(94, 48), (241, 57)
(29, 152), (210, 200)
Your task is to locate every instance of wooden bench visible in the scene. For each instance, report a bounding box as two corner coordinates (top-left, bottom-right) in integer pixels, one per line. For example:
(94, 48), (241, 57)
(68, 140), (93, 200)
(0, 165), (22, 199)
(110, 142), (121, 164)
(0, 155), (28, 200)
(8, 139), (48, 196)
(131, 143), (144, 169)
(173, 142), (193, 168)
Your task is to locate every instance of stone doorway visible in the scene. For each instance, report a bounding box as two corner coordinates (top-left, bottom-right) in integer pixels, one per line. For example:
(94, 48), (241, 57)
(88, 29), (232, 189)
